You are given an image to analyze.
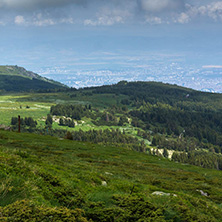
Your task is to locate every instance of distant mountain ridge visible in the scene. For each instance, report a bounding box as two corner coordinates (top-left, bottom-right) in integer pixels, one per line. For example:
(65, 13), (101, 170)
(0, 65), (67, 92)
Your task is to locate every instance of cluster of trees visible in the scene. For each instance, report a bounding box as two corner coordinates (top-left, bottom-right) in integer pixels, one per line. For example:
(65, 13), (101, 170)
(11, 116), (37, 128)
(50, 104), (128, 127)
(92, 112), (128, 127)
(59, 118), (75, 128)
(68, 129), (139, 145)
(50, 104), (91, 120)
(151, 135), (200, 152)
(129, 101), (222, 146)
(172, 151), (222, 170)
(45, 114), (53, 128)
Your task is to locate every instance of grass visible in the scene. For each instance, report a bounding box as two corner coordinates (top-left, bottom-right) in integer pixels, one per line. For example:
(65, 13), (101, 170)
(0, 129), (222, 221)
(0, 94), (53, 125)
(0, 92), (133, 133)
(1, 90), (222, 220)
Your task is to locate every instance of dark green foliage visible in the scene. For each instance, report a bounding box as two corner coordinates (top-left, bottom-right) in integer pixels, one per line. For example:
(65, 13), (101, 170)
(0, 74), (66, 92)
(50, 104), (91, 120)
(152, 136), (159, 146)
(70, 129), (140, 146)
(87, 195), (165, 222)
(0, 200), (88, 222)
(24, 117), (37, 127)
(11, 116), (37, 128)
(59, 117), (75, 128)
(163, 148), (169, 158)
(59, 117), (64, 126)
(121, 98), (131, 105)
(11, 117), (18, 125)
(66, 131), (73, 140)
(45, 114), (53, 128)
(172, 151), (222, 170)
(129, 101), (222, 142)
(118, 116), (128, 126)
(36, 170), (85, 208)
(92, 81), (197, 105)
(113, 195), (165, 221)
(92, 112), (118, 126)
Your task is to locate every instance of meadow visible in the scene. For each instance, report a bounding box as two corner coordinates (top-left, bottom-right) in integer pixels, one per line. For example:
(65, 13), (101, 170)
(0, 92), (137, 133)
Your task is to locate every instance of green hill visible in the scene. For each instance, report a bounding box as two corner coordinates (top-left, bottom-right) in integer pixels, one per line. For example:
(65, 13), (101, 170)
(0, 129), (222, 221)
(0, 65), (67, 92)
(1, 80), (222, 170)
(1, 80), (222, 220)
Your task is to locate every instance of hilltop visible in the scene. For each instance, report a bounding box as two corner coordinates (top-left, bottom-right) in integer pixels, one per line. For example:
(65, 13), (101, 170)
(0, 65), (67, 92)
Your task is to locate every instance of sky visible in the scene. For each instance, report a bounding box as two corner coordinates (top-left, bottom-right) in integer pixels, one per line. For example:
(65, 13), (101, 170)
(0, 0), (222, 80)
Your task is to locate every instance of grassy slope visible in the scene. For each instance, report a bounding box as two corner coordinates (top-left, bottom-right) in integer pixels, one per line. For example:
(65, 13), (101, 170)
(0, 92), (126, 127)
(0, 66), (66, 91)
(0, 130), (222, 221)
(0, 94), (53, 126)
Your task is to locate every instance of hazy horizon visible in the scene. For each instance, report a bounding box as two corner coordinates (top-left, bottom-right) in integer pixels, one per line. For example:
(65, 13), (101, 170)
(1, 0), (222, 91)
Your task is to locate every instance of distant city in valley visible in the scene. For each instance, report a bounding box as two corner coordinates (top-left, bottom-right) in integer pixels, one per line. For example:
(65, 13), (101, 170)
(36, 63), (222, 93)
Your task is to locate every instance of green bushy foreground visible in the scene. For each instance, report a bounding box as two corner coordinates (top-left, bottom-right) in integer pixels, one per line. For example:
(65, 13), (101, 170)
(0, 130), (222, 221)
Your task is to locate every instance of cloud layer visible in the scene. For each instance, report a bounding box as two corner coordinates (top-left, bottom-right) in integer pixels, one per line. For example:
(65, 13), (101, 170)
(0, 0), (86, 10)
(0, 0), (222, 26)
(139, 0), (185, 13)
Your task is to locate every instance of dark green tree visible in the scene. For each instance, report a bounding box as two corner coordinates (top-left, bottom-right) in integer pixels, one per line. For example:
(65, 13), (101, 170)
(163, 148), (169, 158)
(59, 118), (64, 126)
(46, 114), (53, 128)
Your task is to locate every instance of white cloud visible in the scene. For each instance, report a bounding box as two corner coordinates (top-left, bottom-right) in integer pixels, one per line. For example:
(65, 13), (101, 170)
(33, 19), (55, 26)
(206, 2), (222, 20)
(13, 13), (75, 26)
(14, 15), (25, 25)
(32, 15), (75, 26)
(84, 8), (131, 26)
(139, 0), (222, 24)
(145, 16), (162, 24)
(177, 2), (222, 23)
(168, 1), (222, 24)
(4, 0), (222, 27)
(177, 12), (190, 23)
(84, 16), (123, 26)
(59, 17), (74, 24)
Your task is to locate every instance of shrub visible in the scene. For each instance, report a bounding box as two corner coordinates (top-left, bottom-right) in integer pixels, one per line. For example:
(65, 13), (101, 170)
(0, 200), (88, 222)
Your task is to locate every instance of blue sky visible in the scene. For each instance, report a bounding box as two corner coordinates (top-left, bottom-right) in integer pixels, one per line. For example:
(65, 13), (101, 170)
(0, 0), (222, 72)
